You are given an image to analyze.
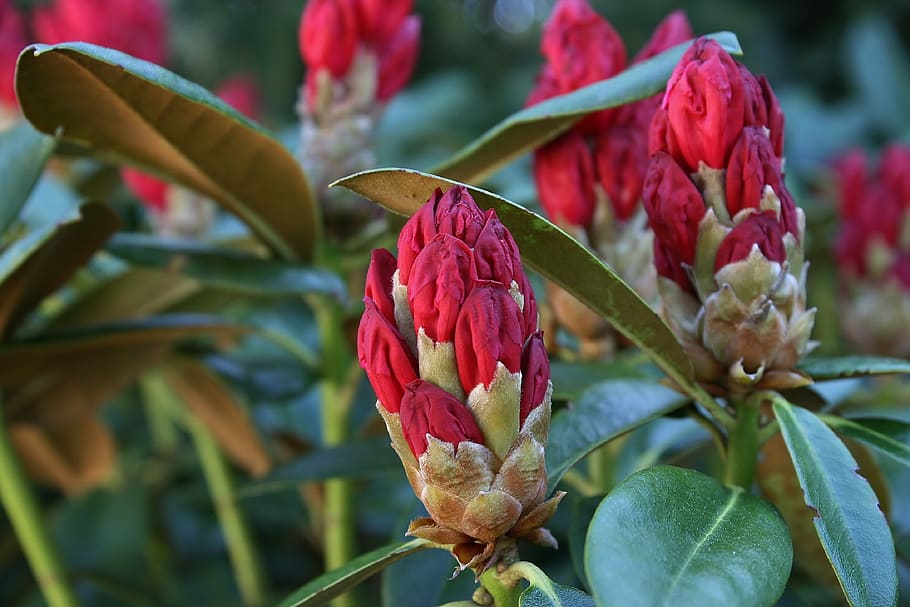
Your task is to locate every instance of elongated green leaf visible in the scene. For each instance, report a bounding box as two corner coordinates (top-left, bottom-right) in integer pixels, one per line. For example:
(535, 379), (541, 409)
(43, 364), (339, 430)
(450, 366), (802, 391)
(236, 437), (400, 499)
(545, 380), (688, 493)
(334, 169), (709, 410)
(16, 43), (318, 261)
(773, 400), (897, 606)
(0, 202), (120, 338)
(0, 121), (57, 234)
(550, 358), (656, 401)
(585, 466), (792, 607)
(274, 539), (431, 607)
(798, 356), (910, 380)
(820, 415), (910, 468)
(431, 32), (740, 183)
(106, 234), (345, 300)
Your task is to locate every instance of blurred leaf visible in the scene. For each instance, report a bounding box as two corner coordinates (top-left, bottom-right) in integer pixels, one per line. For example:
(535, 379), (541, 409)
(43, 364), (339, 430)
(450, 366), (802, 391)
(845, 16), (910, 134)
(106, 233), (345, 300)
(334, 169), (715, 412)
(820, 416), (910, 468)
(237, 437), (399, 499)
(773, 400), (898, 606)
(567, 495), (603, 590)
(0, 202), (120, 337)
(798, 356), (910, 380)
(549, 358), (655, 401)
(274, 539), (431, 607)
(381, 546), (455, 607)
(0, 121), (57, 234)
(16, 43), (318, 261)
(431, 32), (740, 184)
(545, 380), (688, 493)
(162, 359), (271, 477)
(585, 466), (792, 607)
(9, 416), (115, 493)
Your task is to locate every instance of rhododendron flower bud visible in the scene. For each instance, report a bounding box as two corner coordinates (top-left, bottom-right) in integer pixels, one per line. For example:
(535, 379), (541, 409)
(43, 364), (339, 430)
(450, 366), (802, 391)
(34, 0), (168, 65)
(299, 0), (358, 79)
(355, 0), (412, 47)
(376, 15), (420, 102)
(633, 10), (693, 63)
(645, 39), (815, 394)
(834, 145), (910, 358)
(0, 0), (26, 124)
(532, 132), (596, 228)
(358, 186), (562, 571)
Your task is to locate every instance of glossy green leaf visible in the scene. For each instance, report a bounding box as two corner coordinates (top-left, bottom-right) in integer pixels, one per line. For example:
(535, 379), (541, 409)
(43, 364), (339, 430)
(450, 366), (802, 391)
(585, 466), (792, 607)
(334, 169), (713, 412)
(545, 380), (688, 493)
(820, 415), (910, 468)
(0, 202), (120, 338)
(798, 356), (910, 380)
(773, 400), (898, 606)
(16, 43), (318, 261)
(274, 539), (431, 607)
(0, 120), (57, 234)
(236, 437), (400, 499)
(519, 582), (594, 607)
(431, 32), (740, 183)
(106, 234), (345, 300)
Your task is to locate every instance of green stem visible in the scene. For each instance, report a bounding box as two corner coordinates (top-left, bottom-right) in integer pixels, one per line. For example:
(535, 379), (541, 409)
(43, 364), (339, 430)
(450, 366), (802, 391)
(187, 415), (265, 607)
(139, 373), (179, 453)
(588, 435), (624, 492)
(0, 405), (81, 607)
(723, 396), (761, 489)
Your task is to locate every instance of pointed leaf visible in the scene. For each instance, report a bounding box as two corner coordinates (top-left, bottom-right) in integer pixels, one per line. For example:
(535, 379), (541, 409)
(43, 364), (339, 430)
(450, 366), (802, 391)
(16, 43), (318, 261)
(431, 33), (740, 183)
(106, 234), (345, 300)
(334, 169), (710, 411)
(519, 582), (593, 607)
(798, 356), (910, 380)
(773, 400), (897, 606)
(0, 121), (57, 234)
(0, 202), (120, 337)
(545, 380), (688, 493)
(820, 415), (910, 468)
(274, 539), (431, 607)
(584, 466), (792, 607)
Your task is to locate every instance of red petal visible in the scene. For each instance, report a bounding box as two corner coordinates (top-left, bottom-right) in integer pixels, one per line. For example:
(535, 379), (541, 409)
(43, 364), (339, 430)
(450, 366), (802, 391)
(358, 299), (418, 412)
(400, 379), (485, 457)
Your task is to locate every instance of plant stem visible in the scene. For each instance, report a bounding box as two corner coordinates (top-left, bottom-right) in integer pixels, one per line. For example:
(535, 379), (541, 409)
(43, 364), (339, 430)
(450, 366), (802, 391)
(723, 396), (761, 489)
(310, 295), (357, 607)
(588, 436), (624, 493)
(139, 372), (179, 453)
(187, 414), (265, 607)
(0, 404), (81, 607)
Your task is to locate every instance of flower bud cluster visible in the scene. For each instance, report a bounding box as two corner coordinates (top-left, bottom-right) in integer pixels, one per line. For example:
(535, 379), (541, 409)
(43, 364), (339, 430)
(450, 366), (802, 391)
(833, 145), (910, 357)
(644, 38), (815, 394)
(527, 0), (692, 357)
(358, 186), (563, 570)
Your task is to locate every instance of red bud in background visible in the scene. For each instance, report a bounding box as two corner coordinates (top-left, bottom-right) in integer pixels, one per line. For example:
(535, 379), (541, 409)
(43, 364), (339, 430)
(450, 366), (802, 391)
(121, 168), (168, 212)
(633, 10), (693, 63)
(595, 126), (647, 221)
(355, 0), (412, 47)
(0, 0), (25, 111)
(376, 15), (420, 102)
(532, 132), (596, 227)
(299, 0), (358, 78)
(215, 74), (261, 120)
(399, 380), (485, 457)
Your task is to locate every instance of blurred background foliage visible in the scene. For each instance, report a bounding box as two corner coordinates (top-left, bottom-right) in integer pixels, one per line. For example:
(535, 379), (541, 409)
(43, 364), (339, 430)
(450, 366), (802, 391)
(2, 1), (910, 606)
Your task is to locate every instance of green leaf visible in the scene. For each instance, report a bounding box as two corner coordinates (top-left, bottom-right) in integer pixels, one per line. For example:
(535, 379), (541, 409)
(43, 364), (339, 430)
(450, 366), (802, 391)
(773, 400), (898, 607)
(236, 437), (400, 499)
(519, 583), (594, 607)
(545, 380), (688, 493)
(798, 355), (910, 380)
(274, 539), (431, 607)
(568, 495), (603, 590)
(0, 121), (57, 235)
(334, 169), (710, 410)
(550, 358), (656, 401)
(819, 415), (910, 468)
(584, 466), (792, 607)
(106, 234), (345, 300)
(16, 43), (318, 261)
(431, 33), (740, 184)
(0, 202), (120, 338)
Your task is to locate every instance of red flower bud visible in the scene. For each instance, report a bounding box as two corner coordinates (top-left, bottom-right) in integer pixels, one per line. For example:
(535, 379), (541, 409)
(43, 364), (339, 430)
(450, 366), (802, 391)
(878, 144), (910, 211)
(758, 76), (785, 157)
(407, 234), (477, 343)
(34, 0), (167, 65)
(376, 15), (420, 102)
(473, 210), (522, 285)
(122, 168), (168, 211)
(364, 248), (398, 323)
(533, 131), (596, 227)
(740, 68), (768, 134)
(215, 74), (261, 120)
(455, 283), (524, 394)
(357, 299), (419, 413)
(399, 379), (485, 457)
(661, 38), (744, 171)
(519, 332), (550, 425)
(526, 65), (561, 107)
(633, 10), (693, 63)
(355, 0), (412, 48)
(725, 127), (782, 216)
(594, 125), (647, 221)
(653, 239), (694, 291)
(1, 1), (25, 110)
(892, 253), (910, 290)
(642, 151), (706, 266)
(714, 212), (786, 271)
(299, 0), (359, 78)
(834, 149), (867, 222)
